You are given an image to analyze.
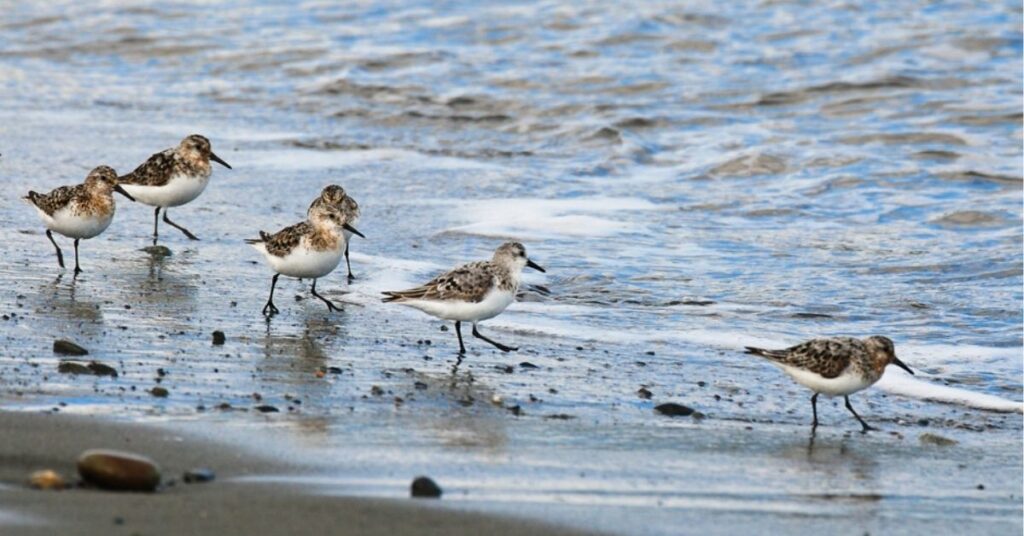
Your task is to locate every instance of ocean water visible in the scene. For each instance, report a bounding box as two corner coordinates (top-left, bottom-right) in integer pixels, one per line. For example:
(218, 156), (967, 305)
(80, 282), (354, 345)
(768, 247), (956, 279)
(0, 1), (1021, 534)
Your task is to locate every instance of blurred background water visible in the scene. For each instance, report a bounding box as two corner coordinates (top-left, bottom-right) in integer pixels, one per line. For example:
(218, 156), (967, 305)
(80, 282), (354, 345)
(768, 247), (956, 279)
(0, 1), (1020, 534)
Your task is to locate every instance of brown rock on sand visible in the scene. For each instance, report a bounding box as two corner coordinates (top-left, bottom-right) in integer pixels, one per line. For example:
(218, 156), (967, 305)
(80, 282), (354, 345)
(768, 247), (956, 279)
(77, 449), (161, 492)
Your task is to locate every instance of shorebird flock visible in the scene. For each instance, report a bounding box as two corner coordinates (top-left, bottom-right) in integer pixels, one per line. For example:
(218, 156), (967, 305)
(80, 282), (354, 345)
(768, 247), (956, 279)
(23, 133), (914, 432)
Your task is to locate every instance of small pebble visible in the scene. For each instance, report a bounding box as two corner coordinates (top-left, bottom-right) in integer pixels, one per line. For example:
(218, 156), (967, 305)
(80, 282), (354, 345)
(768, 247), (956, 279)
(654, 403), (695, 417)
(411, 476), (442, 498)
(53, 340), (88, 356)
(212, 331), (225, 345)
(182, 468), (215, 484)
(28, 469), (66, 490)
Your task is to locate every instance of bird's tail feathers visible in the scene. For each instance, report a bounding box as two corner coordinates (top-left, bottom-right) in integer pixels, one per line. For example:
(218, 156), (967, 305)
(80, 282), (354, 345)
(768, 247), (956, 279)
(744, 346), (787, 360)
(244, 231), (271, 245)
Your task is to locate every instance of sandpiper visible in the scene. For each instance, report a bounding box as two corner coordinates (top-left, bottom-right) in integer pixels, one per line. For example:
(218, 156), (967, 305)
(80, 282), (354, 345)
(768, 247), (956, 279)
(118, 134), (231, 245)
(307, 185), (361, 281)
(24, 166), (135, 274)
(246, 200), (364, 317)
(744, 336), (914, 431)
(382, 242), (545, 357)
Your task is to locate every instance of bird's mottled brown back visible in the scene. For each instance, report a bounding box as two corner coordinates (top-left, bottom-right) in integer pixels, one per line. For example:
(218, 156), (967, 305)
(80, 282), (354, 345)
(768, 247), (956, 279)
(259, 222), (311, 257)
(27, 185), (84, 216)
(386, 261), (514, 303)
(772, 338), (863, 378)
(118, 149), (178, 187)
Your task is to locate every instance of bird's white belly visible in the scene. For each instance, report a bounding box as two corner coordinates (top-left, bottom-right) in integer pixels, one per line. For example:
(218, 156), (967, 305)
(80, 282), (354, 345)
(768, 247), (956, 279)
(262, 244), (344, 279)
(779, 364), (873, 396)
(403, 289), (515, 322)
(40, 206), (114, 239)
(121, 174), (209, 207)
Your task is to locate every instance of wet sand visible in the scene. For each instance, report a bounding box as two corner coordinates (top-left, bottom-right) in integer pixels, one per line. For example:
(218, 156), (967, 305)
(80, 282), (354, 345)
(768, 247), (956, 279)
(0, 411), (588, 536)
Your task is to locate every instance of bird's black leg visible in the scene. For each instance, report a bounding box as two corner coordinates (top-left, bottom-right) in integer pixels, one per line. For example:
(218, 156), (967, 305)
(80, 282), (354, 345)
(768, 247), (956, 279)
(46, 230), (64, 269)
(162, 209), (199, 241)
(73, 239), (82, 275)
(471, 324), (517, 352)
(345, 243), (355, 282)
(262, 273), (281, 317)
(454, 321), (466, 355)
(811, 392), (819, 430)
(310, 279), (342, 312)
(152, 207), (161, 245)
(845, 396), (876, 432)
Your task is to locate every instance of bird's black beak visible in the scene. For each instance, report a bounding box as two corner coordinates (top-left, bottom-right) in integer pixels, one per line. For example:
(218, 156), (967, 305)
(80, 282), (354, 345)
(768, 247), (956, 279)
(210, 152), (232, 169)
(343, 223), (365, 239)
(892, 356), (914, 375)
(526, 259), (546, 273)
(114, 184), (135, 202)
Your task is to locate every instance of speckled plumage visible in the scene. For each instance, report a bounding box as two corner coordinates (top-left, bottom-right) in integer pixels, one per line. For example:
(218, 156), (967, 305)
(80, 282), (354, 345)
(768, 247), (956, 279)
(382, 242), (546, 356)
(117, 134), (230, 244)
(744, 335), (913, 431)
(307, 185), (359, 223)
(383, 260), (515, 303)
(747, 337), (874, 380)
(119, 135), (214, 188)
(251, 221), (341, 258)
(246, 203), (352, 317)
(307, 184), (362, 279)
(24, 165), (133, 273)
(25, 166), (119, 218)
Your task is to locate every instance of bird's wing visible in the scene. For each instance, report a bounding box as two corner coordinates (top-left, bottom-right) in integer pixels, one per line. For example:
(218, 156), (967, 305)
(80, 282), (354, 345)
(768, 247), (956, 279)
(383, 261), (494, 303)
(25, 184), (81, 216)
(257, 221), (311, 257)
(771, 339), (854, 379)
(118, 149), (175, 186)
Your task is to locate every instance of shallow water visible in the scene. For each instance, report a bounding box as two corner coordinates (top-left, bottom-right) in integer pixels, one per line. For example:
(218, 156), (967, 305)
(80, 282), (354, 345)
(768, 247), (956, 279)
(0, 1), (1021, 534)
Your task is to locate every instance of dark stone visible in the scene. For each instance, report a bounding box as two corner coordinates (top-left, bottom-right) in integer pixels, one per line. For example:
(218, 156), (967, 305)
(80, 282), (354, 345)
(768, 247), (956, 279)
(77, 449), (161, 492)
(411, 476), (442, 498)
(414, 381), (428, 390)
(57, 361), (91, 375)
(54, 340), (88, 356)
(150, 387), (169, 398)
(182, 468), (215, 484)
(88, 362), (118, 377)
(544, 414), (575, 420)
(370, 385), (384, 396)
(497, 365), (514, 374)
(655, 403), (695, 417)
(637, 387), (653, 399)
(519, 362), (539, 369)
(212, 331), (226, 345)
(255, 405), (279, 413)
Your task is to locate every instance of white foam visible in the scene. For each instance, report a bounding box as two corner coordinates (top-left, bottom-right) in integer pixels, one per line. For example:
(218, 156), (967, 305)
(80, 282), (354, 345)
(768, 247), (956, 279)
(245, 148), (501, 171)
(486, 313), (1023, 413)
(877, 374), (1023, 413)
(439, 197), (662, 239)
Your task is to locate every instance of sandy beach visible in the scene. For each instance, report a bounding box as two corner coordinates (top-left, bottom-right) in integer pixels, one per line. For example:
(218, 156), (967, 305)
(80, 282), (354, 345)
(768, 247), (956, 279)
(0, 411), (589, 536)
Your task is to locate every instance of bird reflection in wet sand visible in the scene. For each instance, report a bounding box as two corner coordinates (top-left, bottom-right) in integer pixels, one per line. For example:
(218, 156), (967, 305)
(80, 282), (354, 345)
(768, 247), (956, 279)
(745, 336), (913, 432)
(383, 242), (545, 361)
